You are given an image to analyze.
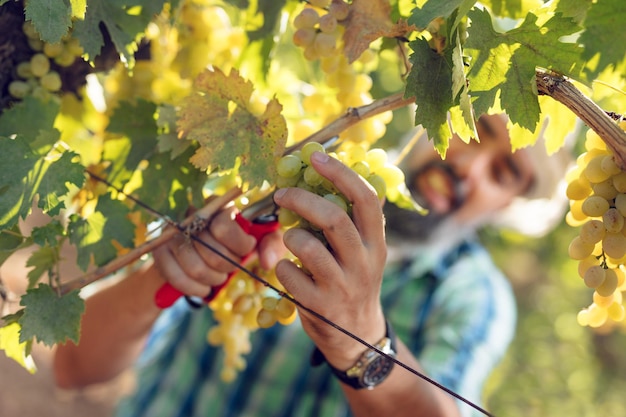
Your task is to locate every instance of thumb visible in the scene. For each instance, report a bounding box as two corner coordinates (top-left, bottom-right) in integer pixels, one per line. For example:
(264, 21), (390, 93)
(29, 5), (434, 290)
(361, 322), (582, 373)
(257, 231), (286, 270)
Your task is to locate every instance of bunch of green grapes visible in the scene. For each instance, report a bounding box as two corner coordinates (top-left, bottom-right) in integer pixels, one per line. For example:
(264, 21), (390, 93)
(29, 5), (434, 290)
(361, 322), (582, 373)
(566, 122), (626, 329)
(8, 22), (83, 101)
(290, 1), (392, 148)
(206, 262), (296, 382)
(276, 141), (403, 236)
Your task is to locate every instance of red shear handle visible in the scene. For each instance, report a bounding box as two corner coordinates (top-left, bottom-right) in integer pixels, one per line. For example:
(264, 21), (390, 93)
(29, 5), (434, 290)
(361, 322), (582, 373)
(154, 213), (279, 309)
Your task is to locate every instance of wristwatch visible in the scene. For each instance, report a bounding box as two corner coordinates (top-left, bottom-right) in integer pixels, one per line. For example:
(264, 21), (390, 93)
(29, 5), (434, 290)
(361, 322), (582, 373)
(310, 320), (397, 390)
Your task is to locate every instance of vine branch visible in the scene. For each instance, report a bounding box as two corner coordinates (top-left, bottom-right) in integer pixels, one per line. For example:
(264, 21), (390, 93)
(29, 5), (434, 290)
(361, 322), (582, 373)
(536, 69), (626, 167)
(57, 92), (416, 295)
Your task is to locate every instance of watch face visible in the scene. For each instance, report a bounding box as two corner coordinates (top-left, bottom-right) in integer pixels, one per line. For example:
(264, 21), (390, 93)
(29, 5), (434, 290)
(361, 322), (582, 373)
(362, 355), (394, 388)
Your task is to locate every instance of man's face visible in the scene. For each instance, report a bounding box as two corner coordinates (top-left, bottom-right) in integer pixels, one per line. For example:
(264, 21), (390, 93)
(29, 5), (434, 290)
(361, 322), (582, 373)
(384, 114), (535, 241)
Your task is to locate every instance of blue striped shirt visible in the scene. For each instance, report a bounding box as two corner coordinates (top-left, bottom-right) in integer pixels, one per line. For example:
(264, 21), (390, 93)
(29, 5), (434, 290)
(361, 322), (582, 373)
(115, 238), (516, 417)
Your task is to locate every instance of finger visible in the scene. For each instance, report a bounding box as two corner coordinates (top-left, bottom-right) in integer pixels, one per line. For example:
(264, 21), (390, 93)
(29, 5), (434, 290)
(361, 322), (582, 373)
(275, 258), (317, 304)
(171, 238), (230, 287)
(210, 207), (257, 257)
(191, 229), (246, 274)
(257, 231), (286, 270)
(274, 187), (360, 267)
(282, 227), (342, 285)
(309, 152), (386, 257)
(153, 244), (213, 297)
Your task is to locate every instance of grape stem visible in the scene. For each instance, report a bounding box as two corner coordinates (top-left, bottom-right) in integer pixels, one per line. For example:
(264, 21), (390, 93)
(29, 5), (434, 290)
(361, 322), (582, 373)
(536, 69), (626, 168)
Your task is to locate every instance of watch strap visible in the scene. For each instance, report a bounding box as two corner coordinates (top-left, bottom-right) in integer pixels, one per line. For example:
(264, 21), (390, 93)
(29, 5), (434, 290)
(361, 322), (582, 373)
(310, 319), (397, 389)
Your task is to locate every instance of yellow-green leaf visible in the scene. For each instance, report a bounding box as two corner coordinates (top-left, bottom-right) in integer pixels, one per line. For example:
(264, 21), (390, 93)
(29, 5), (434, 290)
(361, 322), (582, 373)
(178, 68), (287, 189)
(0, 322), (37, 374)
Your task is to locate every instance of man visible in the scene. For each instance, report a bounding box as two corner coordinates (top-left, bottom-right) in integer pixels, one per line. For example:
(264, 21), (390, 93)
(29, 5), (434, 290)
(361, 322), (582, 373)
(53, 113), (571, 417)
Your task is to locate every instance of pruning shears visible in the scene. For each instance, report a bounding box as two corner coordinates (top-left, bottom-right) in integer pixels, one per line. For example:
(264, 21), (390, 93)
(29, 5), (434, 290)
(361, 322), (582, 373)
(154, 197), (280, 309)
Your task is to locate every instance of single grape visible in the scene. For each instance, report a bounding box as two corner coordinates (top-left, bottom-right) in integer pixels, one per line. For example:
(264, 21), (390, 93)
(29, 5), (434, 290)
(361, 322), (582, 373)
(277, 154), (303, 178)
(15, 61), (34, 79)
(303, 165), (324, 186)
(30, 53), (50, 77)
(313, 32), (336, 57)
(602, 208), (624, 234)
(43, 42), (63, 58)
(278, 208), (301, 227)
(579, 220), (605, 245)
(596, 268), (619, 297)
(275, 296), (296, 319)
(351, 160), (371, 178)
(318, 14), (338, 33)
(584, 155), (611, 183)
(607, 302), (625, 321)
(328, 0), (349, 20)
(293, 28), (316, 47)
(257, 308), (277, 328)
(583, 265), (606, 289)
(8, 81), (31, 99)
(293, 8), (319, 29)
(581, 195), (610, 217)
(603, 232), (626, 259)
(40, 71), (62, 92)
(367, 174), (386, 199)
(323, 193), (348, 212)
(567, 236), (595, 260)
(566, 178), (591, 200)
(301, 141), (325, 165)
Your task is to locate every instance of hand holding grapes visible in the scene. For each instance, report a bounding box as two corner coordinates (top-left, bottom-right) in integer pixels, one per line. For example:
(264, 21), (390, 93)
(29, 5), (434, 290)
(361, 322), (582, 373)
(273, 151), (388, 370)
(151, 205), (285, 299)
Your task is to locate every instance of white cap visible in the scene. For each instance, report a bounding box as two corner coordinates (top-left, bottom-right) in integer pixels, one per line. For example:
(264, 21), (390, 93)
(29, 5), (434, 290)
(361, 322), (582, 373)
(491, 116), (579, 237)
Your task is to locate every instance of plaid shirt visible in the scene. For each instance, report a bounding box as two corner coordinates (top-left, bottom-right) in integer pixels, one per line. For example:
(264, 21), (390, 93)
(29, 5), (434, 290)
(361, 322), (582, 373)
(115, 238), (516, 417)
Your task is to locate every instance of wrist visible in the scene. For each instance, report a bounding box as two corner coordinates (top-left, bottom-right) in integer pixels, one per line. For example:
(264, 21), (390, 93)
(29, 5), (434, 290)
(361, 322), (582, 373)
(311, 319), (398, 390)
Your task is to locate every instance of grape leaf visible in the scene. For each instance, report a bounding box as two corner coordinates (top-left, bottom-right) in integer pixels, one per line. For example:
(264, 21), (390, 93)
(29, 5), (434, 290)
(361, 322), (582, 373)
(578, 0), (626, 78)
(133, 147), (207, 222)
(0, 226), (32, 267)
(405, 38), (454, 156)
(408, 0), (468, 29)
(246, 0), (287, 41)
(26, 245), (59, 288)
(465, 8), (583, 132)
(31, 220), (65, 247)
(343, 0), (416, 63)
(37, 151), (85, 216)
(18, 284), (84, 346)
(24, 0), (72, 44)
(178, 68), (287, 189)
(0, 137), (41, 230)
(72, 0), (166, 64)
(554, 0), (592, 24)
(0, 322), (37, 374)
(104, 100), (158, 187)
(68, 194), (135, 270)
(480, 0), (543, 19)
(0, 97), (60, 148)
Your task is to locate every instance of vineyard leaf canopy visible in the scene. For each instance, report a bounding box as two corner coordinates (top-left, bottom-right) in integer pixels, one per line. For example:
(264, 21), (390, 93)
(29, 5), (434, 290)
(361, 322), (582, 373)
(71, 0), (166, 64)
(464, 7), (584, 137)
(405, 38), (455, 156)
(178, 68), (287, 190)
(68, 195), (135, 271)
(18, 285), (84, 346)
(24, 0), (72, 44)
(577, 0), (626, 78)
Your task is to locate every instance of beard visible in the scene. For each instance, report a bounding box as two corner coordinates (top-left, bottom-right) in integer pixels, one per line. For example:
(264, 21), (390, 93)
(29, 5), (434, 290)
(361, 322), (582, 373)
(382, 200), (449, 243)
(382, 161), (475, 261)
